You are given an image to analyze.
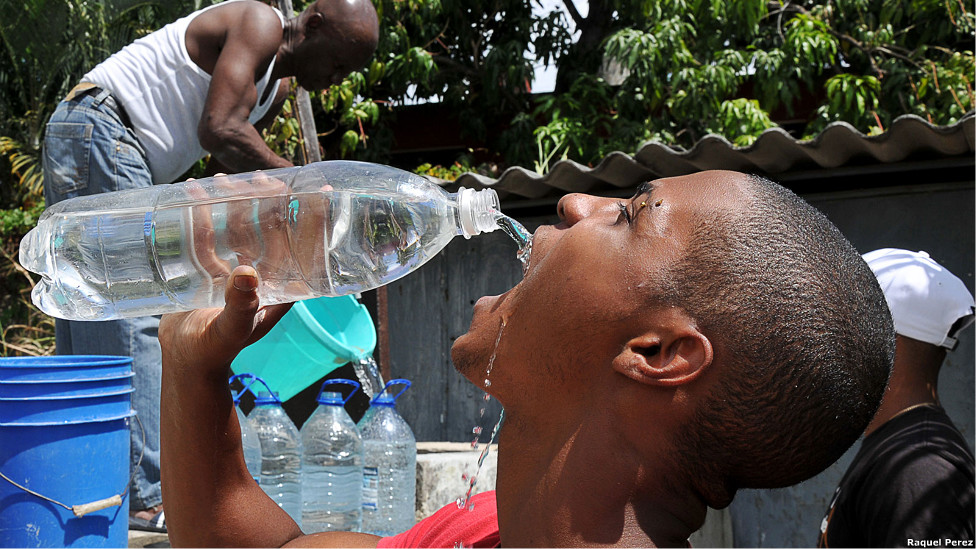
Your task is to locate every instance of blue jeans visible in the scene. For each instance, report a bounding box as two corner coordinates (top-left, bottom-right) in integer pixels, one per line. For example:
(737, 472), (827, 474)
(42, 91), (162, 511)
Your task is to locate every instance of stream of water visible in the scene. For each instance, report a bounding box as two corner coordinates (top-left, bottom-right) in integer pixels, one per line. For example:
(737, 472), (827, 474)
(454, 214), (533, 515)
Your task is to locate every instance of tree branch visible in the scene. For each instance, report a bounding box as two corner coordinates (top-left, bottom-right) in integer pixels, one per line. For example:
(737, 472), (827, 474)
(431, 54), (480, 79)
(421, 20), (452, 52)
(766, 0), (929, 77)
(766, 1), (892, 78)
(874, 46), (921, 68)
(830, 31), (885, 78)
(562, 0), (584, 27)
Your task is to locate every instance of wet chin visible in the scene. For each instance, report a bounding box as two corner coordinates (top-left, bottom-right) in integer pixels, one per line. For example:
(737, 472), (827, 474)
(450, 334), (483, 381)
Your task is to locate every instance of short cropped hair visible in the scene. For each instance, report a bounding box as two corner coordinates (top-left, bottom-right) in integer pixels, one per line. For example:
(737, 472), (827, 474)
(664, 174), (894, 505)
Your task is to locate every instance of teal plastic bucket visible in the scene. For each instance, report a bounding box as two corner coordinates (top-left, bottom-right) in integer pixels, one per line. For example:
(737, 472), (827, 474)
(231, 295), (376, 402)
(0, 356), (134, 548)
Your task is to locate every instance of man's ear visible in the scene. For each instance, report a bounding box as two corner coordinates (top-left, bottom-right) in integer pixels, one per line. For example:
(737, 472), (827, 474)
(612, 327), (713, 387)
(305, 12), (324, 30)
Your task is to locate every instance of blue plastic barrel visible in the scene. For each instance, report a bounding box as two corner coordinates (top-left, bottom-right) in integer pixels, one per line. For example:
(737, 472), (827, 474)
(0, 356), (135, 548)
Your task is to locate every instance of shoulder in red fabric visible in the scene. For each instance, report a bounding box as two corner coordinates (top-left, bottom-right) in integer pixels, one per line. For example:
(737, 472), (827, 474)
(377, 490), (500, 548)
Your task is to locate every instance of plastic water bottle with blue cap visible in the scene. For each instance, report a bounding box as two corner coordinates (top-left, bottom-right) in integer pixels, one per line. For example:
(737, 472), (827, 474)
(358, 379), (416, 537)
(229, 374), (263, 484)
(247, 383), (303, 526)
(301, 379), (364, 533)
(19, 160), (505, 321)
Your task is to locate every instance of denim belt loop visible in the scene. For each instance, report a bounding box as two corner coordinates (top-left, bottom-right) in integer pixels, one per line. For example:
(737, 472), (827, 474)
(91, 88), (113, 109)
(77, 86), (134, 130)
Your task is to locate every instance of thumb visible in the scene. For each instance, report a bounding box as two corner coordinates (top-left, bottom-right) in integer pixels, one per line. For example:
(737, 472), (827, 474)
(212, 265), (262, 347)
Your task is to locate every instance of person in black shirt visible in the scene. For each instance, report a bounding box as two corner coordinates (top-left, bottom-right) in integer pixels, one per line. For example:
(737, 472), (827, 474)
(819, 248), (975, 548)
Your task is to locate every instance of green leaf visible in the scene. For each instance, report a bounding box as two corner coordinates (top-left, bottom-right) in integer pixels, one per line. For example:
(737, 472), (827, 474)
(340, 130), (360, 157)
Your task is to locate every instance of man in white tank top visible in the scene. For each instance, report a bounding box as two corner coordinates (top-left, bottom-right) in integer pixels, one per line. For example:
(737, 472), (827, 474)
(40, 0), (379, 533)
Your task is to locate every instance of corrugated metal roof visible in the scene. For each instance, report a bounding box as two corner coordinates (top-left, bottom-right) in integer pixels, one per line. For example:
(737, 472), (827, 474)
(453, 113), (975, 200)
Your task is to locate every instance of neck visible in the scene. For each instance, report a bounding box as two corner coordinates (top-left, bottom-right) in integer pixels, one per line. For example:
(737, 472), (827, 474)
(864, 336), (944, 436)
(494, 409), (704, 547)
(272, 16), (302, 80)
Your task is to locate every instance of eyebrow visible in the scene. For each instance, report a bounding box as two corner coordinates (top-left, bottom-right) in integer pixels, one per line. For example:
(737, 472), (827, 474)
(630, 182), (653, 200)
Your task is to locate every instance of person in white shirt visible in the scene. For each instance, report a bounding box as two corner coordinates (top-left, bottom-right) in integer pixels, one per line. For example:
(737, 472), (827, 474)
(41, 0), (379, 531)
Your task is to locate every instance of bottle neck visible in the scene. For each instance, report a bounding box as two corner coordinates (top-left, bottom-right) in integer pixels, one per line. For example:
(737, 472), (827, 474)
(456, 187), (501, 238)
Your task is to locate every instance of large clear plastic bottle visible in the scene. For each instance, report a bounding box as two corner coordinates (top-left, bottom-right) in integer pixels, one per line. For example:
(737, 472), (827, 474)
(233, 390), (263, 484)
(20, 161), (502, 321)
(358, 379), (416, 537)
(301, 379), (364, 533)
(229, 374), (263, 484)
(249, 390), (303, 526)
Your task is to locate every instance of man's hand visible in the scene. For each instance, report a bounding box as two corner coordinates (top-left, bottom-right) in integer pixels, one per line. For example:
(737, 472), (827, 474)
(159, 265), (292, 377)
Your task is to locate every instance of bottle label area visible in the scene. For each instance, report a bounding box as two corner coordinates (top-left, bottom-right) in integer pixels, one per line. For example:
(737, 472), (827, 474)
(362, 466), (379, 510)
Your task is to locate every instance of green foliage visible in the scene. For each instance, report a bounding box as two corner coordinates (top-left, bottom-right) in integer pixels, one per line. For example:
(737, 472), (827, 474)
(321, 0), (974, 172)
(710, 99), (777, 146)
(820, 73), (882, 131)
(414, 159), (473, 181)
(0, 136), (44, 202)
(307, 0), (565, 162)
(262, 97), (303, 160)
(0, 201), (53, 356)
(0, 202), (43, 237)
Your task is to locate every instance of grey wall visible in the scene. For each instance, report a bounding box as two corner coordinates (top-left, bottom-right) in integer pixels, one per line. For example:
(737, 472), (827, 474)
(730, 181), (975, 548)
(383, 180), (974, 546)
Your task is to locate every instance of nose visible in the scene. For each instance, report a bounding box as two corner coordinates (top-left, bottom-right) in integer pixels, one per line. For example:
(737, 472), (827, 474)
(556, 193), (613, 226)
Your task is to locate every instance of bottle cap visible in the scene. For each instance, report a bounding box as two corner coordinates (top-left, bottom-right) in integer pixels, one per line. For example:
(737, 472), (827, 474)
(371, 393), (396, 407)
(457, 188), (501, 238)
(316, 378), (360, 406)
(319, 391), (345, 406)
(369, 379), (411, 407)
(254, 390), (282, 406)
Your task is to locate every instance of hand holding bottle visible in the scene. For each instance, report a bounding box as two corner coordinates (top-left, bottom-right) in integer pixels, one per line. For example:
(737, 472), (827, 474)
(158, 265), (292, 376)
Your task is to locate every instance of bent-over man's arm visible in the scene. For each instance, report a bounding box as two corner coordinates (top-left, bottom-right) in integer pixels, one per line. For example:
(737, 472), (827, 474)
(186, 1), (293, 172)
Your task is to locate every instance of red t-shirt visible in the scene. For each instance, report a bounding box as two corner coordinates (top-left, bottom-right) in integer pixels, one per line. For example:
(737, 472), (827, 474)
(377, 491), (500, 548)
